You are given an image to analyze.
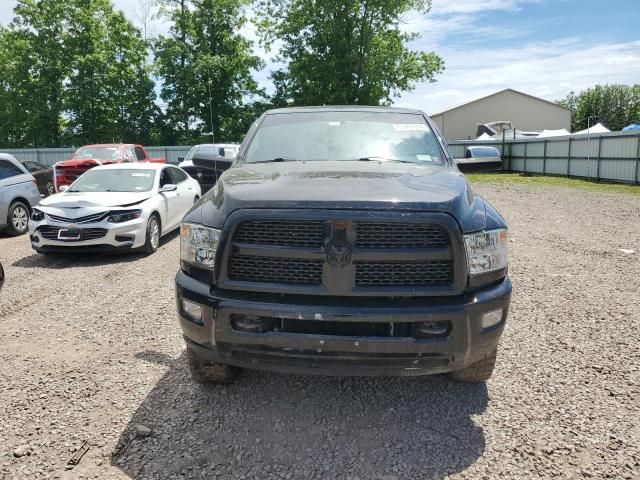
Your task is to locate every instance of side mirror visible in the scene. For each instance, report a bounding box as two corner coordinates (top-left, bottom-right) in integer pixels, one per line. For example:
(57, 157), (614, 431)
(193, 152), (236, 170)
(59, 185), (69, 192)
(177, 156), (184, 163)
(455, 157), (502, 174)
(159, 184), (178, 193)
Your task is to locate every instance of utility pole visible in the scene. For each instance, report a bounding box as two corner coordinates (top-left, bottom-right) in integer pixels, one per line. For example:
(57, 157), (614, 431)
(208, 79), (215, 144)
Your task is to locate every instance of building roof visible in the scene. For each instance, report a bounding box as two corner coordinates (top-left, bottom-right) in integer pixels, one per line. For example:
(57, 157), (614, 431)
(431, 89), (571, 117)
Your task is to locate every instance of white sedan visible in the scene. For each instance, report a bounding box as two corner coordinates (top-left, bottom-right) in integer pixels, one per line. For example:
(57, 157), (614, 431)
(28, 163), (201, 254)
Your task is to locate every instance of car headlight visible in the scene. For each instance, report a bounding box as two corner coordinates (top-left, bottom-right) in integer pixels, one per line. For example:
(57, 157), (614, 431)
(31, 208), (45, 221)
(464, 228), (508, 276)
(180, 223), (221, 271)
(107, 209), (142, 223)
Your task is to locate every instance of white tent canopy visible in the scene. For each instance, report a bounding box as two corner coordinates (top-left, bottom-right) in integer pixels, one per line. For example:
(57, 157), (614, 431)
(573, 123), (610, 135)
(475, 132), (496, 141)
(537, 129), (570, 138)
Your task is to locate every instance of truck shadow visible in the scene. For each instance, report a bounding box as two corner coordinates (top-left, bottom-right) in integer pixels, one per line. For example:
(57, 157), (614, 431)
(113, 351), (488, 479)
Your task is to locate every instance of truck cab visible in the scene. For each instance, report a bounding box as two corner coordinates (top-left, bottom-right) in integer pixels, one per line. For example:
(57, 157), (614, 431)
(176, 107), (511, 384)
(53, 144), (165, 192)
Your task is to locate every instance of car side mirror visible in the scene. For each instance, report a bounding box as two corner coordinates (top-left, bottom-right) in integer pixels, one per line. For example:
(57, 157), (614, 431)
(159, 184), (178, 193)
(193, 154), (236, 170)
(455, 158), (502, 174)
(59, 185), (69, 192)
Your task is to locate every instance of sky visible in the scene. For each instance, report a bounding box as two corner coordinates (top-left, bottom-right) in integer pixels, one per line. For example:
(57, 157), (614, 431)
(1, 0), (639, 115)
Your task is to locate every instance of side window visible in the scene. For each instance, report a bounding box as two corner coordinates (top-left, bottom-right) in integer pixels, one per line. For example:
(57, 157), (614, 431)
(0, 159), (24, 180)
(159, 168), (173, 187)
(169, 167), (188, 184)
(23, 161), (40, 172)
(134, 147), (146, 161)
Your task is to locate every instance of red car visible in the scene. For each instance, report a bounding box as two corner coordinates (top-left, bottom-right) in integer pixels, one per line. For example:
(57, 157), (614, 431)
(53, 144), (166, 192)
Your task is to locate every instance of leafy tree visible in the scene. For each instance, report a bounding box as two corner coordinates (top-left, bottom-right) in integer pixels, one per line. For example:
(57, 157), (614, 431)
(256, 0), (444, 106)
(154, 0), (263, 143)
(0, 1), (72, 147)
(557, 84), (640, 132)
(64, 0), (159, 145)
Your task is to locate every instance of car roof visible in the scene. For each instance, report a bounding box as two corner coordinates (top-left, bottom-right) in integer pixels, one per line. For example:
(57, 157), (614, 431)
(78, 144), (133, 148)
(264, 105), (426, 115)
(92, 163), (168, 171)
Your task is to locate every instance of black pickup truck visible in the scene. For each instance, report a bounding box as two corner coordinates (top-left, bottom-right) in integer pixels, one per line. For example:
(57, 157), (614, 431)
(176, 106), (511, 384)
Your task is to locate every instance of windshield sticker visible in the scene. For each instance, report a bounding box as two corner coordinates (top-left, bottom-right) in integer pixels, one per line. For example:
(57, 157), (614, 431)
(392, 124), (430, 132)
(131, 172), (151, 177)
(416, 155), (433, 162)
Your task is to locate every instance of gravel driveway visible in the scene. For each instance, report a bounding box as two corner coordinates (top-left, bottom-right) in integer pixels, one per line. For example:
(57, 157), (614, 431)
(1, 183), (638, 480)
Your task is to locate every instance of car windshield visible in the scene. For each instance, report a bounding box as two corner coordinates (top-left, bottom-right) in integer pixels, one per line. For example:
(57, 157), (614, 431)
(244, 111), (446, 165)
(469, 147), (500, 158)
(68, 169), (156, 192)
(73, 147), (120, 161)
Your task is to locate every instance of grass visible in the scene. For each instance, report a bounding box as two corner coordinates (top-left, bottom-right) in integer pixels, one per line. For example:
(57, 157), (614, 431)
(466, 172), (640, 195)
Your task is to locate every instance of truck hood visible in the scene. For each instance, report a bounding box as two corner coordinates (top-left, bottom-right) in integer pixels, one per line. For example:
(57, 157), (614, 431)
(39, 191), (150, 210)
(56, 158), (112, 168)
(193, 161), (489, 232)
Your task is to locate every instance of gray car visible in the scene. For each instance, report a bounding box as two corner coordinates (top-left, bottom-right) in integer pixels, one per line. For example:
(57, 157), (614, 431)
(0, 154), (41, 235)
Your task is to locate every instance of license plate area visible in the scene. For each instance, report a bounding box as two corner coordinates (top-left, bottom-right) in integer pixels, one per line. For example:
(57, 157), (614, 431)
(58, 228), (82, 241)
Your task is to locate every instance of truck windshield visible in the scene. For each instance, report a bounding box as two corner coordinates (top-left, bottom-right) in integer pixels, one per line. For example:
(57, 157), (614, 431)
(244, 111), (446, 165)
(68, 169), (156, 192)
(73, 147), (120, 161)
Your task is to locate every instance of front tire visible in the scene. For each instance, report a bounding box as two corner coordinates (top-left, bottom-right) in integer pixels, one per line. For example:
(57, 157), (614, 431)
(450, 349), (497, 382)
(142, 214), (161, 254)
(6, 201), (30, 236)
(186, 346), (241, 384)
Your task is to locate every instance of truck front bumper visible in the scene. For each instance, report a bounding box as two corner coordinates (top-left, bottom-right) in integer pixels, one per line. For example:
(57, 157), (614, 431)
(175, 271), (512, 377)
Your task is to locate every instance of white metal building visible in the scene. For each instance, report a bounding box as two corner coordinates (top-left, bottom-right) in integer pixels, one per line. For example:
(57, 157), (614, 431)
(430, 89), (572, 140)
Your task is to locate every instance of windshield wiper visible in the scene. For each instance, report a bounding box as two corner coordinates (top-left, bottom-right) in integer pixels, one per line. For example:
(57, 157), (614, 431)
(253, 156), (297, 163)
(357, 157), (419, 164)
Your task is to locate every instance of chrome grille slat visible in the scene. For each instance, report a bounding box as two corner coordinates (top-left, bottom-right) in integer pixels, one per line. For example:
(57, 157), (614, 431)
(37, 226), (108, 241)
(46, 212), (108, 224)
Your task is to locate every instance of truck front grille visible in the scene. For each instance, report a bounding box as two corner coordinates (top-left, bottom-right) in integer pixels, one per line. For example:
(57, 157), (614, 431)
(355, 222), (449, 249)
(223, 213), (462, 296)
(233, 221), (325, 248)
(228, 254), (323, 285)
(355, 261), (452, 286)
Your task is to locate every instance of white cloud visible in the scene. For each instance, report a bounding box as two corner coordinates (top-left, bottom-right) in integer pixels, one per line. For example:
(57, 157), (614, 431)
(397, 39), (640, 114)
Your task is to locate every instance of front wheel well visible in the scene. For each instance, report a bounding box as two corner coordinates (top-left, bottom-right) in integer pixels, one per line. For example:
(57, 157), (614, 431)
(10, 197), (32, 212)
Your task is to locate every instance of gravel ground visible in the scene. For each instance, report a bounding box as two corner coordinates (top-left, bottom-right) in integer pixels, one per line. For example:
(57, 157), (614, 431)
(0, 183), (639, 480)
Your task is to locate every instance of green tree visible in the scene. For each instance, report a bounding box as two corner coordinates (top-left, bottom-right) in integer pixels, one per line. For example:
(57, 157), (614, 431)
(557, 84), (640, 132)
(256, 0), (444, 106)
(64, 0), (159, 145)
(154, 0), (263, 143)
(0, 1), (71, 147)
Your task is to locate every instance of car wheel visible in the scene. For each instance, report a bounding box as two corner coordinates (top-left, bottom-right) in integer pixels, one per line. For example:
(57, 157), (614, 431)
(142, 214), (161, 254)
(450, 349), (497, 383)
(6, 201), (30, 236)
(186, 345), (241, 384)
(46, 182), (55, 196)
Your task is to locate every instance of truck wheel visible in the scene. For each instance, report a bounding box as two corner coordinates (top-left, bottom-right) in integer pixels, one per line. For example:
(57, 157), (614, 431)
(6, 201), (30, 236)
(450, 349), (497, 382)
(142, 214), (160, 254)
(186, 345), (241, 384)
(46, 181), (55, 196)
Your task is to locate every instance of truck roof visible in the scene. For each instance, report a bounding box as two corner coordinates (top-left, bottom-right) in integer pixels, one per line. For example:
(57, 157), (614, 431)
(264, 105), (426, 115)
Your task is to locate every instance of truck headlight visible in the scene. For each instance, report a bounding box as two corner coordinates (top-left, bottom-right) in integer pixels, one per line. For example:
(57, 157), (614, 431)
(180, 223), (220, 271)
(464, 229), (508, 276)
